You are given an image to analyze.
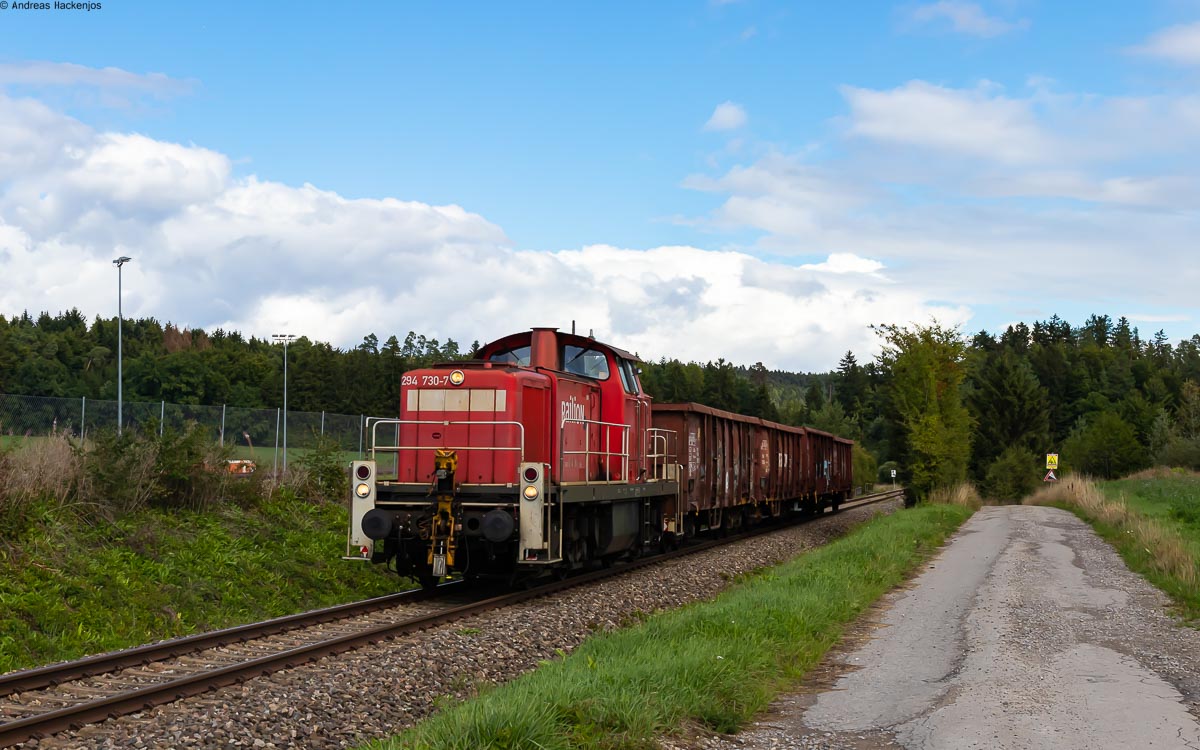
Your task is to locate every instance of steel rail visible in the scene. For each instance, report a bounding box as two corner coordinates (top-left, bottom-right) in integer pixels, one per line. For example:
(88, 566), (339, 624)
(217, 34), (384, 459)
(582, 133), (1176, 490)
(0, 487), (903, 747)
(0, 581), (463, 699)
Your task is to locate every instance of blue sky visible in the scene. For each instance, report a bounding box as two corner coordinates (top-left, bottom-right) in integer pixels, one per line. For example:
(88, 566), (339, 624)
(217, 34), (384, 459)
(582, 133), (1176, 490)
(1, 1), (1199, 369)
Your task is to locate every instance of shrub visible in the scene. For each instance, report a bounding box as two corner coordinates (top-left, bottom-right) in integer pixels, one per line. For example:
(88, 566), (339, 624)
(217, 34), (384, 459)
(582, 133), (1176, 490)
(1156, 437), (1200, 471)
(294, 435), (347, 503)
(983, 445), (1042, 501)
(852, 444), (877, 493)
(1061, 411), (1146, 480)
(82, 422), (234, 514)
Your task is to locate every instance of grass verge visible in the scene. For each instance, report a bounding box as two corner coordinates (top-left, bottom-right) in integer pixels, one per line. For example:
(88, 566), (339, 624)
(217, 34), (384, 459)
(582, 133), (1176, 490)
(1025, 471), (1200, 621)
(373, 503), (973, 750)
(0, 495), (401, 674)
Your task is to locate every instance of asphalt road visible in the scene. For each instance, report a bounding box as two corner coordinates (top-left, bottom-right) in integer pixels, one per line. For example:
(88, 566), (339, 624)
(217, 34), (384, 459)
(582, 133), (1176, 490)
(692, 504), (1200, 750)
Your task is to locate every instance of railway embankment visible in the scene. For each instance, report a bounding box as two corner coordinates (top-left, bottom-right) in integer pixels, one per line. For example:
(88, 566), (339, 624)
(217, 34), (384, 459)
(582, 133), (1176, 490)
(376, 500), (973, 750)
(0, 492), (399, 675)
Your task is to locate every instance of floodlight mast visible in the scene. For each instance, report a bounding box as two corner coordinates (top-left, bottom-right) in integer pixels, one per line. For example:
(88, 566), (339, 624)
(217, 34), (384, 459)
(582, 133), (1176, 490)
(272, 333), (298, 471)
(112, 256), (132, 435)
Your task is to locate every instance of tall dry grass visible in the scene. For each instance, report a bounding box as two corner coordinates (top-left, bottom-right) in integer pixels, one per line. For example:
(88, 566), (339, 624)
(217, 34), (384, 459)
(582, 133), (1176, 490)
(1025, 475), (1198, 588)
(0, 433), (84, 510)
(927, 482), (983, 510)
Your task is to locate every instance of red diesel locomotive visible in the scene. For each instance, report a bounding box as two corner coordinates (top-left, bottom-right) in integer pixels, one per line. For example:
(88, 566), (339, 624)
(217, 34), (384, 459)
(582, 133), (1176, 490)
(345, 327), (853, 586)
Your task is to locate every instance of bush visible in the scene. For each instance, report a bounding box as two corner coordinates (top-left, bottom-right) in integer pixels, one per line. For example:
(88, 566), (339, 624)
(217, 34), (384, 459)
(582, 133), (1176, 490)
(82, 422), (234, 514)
(983, 445), (1042, 501)
(1061, 411), (1146, 480)
(852, 444), (877, 493)
(82, 429), (163, 514)
(1157, 437), (1200, 471)
(294, 435), (346, 503)
(878, 460), (899, 484)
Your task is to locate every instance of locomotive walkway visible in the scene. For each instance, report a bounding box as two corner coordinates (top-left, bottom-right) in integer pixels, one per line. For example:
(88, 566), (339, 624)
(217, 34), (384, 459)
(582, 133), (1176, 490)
(697, 505), (1200, 750)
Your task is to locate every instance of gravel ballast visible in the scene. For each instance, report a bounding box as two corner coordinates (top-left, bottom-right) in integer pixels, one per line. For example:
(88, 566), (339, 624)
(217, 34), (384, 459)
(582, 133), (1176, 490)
(18, 499), (899, 749)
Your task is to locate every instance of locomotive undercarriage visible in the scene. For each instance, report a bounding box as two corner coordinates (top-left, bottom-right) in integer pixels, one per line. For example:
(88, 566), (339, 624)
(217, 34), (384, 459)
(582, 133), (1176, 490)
(367, 486), (674, 588)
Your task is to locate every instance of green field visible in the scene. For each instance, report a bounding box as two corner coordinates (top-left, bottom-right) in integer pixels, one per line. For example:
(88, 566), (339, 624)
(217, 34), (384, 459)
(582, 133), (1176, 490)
(1103, 472), (1200, 548)
(372, 503), (973, 750)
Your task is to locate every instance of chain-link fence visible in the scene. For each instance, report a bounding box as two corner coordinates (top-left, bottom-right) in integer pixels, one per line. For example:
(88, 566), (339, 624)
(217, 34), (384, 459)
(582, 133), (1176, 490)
(0, 393), (379, 472)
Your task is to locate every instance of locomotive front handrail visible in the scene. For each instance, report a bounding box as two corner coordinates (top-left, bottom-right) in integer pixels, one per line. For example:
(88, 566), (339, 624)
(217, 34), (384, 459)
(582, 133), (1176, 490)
(367, 418), (526, 466)
(559, 417), (630, 485)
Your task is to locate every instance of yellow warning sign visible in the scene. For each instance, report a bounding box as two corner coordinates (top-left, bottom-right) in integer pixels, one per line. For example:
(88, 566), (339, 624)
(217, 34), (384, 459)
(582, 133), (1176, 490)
(1046, 453), (1059, 470)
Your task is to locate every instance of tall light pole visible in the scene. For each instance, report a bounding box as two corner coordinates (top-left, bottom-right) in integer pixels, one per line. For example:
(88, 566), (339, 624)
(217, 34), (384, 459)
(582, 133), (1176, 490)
(272, 333), (297, 471)
(113, 256), (132, 435)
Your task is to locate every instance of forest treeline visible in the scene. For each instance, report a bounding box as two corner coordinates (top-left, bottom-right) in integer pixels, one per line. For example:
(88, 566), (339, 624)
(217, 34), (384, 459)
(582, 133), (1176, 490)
(840, 315), (1200, 500)
(0, 310), (476, 417)
(6, 309), (1200, 499)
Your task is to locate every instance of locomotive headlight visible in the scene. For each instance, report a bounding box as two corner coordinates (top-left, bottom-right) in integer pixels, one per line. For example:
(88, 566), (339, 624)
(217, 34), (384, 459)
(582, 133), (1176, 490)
(522, 485), (539, 501)
(355, 482), (371, 498)
(449, 370), (465, 386)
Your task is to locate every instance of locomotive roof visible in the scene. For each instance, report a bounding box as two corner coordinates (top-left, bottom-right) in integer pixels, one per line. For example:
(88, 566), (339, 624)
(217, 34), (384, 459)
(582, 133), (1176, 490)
(480, 329), (643, 363)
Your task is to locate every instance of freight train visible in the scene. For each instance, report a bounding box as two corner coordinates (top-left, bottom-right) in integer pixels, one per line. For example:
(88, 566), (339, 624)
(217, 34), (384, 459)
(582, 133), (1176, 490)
(344, 327), (853, 587)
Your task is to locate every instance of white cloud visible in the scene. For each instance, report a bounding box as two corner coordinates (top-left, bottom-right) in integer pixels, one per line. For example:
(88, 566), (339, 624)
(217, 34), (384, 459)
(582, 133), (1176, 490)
(683, 153), (867, 236)
(683, 73), (1200, 332)
(842, 81), (1055, 164)
(703, 101), (748, 132)
(1131, 21), (1200, 66)
(800, 253), (885, 274)
(0, 93), (966, 371)
(905, 1), (1028, 37)
(0, 61), (192, 95)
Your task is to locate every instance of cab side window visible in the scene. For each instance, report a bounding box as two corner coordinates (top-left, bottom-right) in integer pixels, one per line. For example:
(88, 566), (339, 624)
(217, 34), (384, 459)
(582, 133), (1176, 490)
(618, 359), (640, 394)
(561, 345), (610, 380)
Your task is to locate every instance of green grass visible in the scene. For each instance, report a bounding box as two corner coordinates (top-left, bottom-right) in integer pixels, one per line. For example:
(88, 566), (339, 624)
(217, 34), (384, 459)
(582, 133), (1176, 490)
(0, 496), (403, 673)
(372, 504), (973, 750)
(1104, 473), (1200, 549)
(1100, 472), (1200, 618)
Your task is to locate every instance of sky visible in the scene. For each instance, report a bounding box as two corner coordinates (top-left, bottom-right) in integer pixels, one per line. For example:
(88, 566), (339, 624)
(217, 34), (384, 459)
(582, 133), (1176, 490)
(0, 1), (1199, 371)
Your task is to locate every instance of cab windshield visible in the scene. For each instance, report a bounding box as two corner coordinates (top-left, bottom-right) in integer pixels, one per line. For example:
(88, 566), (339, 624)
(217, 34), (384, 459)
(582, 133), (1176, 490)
(489, 345), (531, 366)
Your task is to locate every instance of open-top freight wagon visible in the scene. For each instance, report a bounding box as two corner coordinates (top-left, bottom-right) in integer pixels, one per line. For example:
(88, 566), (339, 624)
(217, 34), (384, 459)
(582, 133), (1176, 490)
(345, 327), (854, 586)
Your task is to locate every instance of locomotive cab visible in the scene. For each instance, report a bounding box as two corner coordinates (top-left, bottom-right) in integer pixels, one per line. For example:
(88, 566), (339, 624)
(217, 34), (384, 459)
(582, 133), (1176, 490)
(346, 327), (680, 587)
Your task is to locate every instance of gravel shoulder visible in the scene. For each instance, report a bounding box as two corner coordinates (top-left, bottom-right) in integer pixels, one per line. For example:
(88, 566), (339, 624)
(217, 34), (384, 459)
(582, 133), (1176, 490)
(686, 504), (1200, 750)
(16, 500), (898, 750)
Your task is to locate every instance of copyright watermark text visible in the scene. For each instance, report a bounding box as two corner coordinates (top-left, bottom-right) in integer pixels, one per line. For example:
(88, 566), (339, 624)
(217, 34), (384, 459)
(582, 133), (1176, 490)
(1, 1), (104, 10)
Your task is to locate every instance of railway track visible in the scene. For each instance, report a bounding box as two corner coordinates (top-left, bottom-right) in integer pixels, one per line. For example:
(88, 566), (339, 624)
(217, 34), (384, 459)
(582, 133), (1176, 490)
(0, 487), (903, 748)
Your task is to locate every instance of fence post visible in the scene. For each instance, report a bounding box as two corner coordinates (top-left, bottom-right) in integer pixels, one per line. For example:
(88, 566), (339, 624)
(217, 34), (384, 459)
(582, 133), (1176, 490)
(320, 411), (325, 437)
(273, 407), (281, 476)
(220, 404), (226, 447)
(160, 401), (165, 436)
(80, 396), (86, 441)
(358, 414), (364, 457)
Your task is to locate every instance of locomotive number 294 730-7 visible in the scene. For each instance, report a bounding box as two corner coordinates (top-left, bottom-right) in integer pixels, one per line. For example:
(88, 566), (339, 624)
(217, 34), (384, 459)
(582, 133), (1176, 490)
(402, 374), (453, 387)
